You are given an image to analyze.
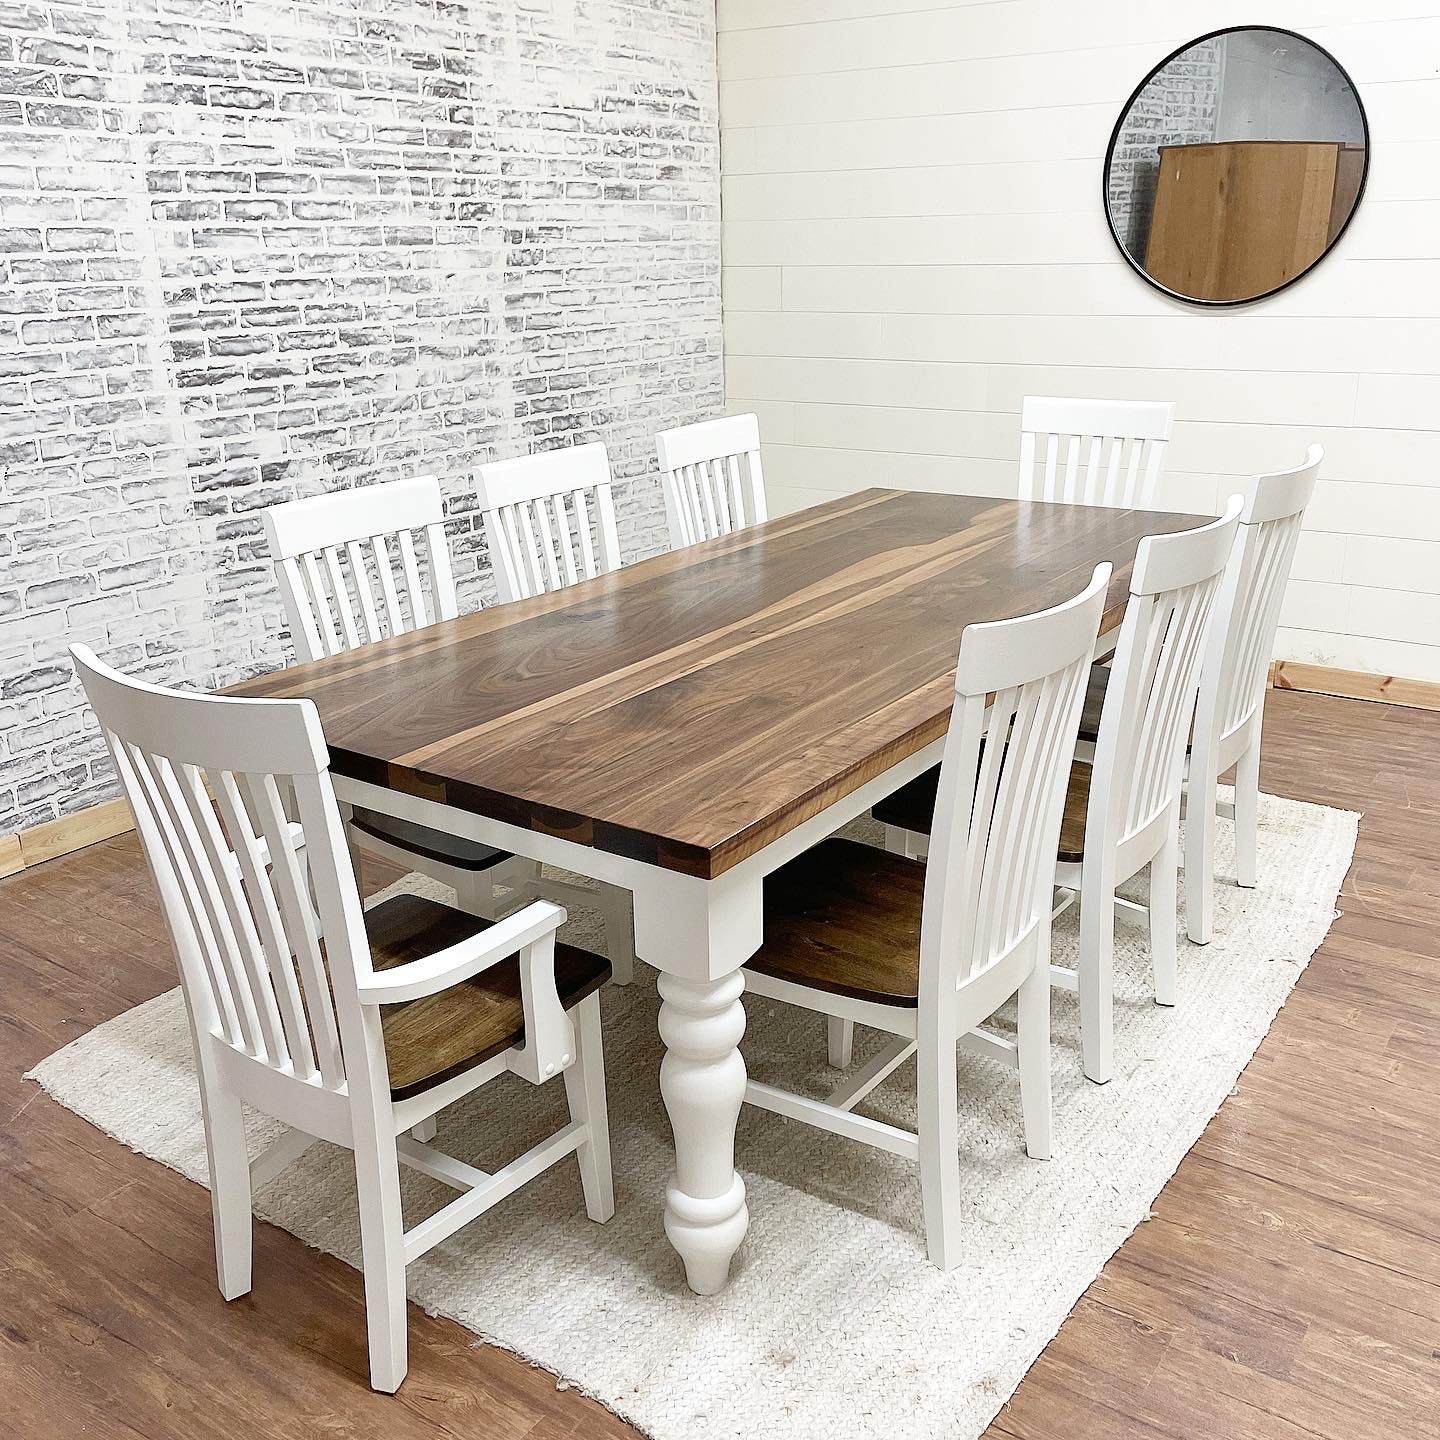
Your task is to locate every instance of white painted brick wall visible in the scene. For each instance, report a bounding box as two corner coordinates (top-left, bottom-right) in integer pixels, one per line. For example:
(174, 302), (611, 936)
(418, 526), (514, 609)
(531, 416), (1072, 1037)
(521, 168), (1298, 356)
(0, 0), (722, 831)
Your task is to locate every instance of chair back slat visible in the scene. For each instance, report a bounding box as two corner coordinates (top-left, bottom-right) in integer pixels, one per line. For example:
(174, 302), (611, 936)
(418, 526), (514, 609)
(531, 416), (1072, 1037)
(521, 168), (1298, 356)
(262, 478), (456, 662)
(344, 540), (383, 644)
(656, 414), (767, 549)
(393, 528), (431, 629)
(674, 465), (698, 546)
(174, 761), (305, 1060)
(114, 738), (252, 1051)
(1061, 435), (1084, 504)
(244, 767), (345, 1087)
(972, 678), (1062, 963)
(216, 769), (316, 1076)
(697, 461), (719, 536)
(1091, 501), (1242, 851)
(920, 566), (1110, 1003)
(188, 762), (308, 1070)
(477, 442), (622, 603)
(297, 552), (343, 656)
(321, 546), (362, 650)
(526, 500), (553, 593)
(73, 646), (368, 1097)
(725, 453), (746, 524)
(572, 487), (598, 578)
(706, 458), (731, 532)
(1223, 518), (1290, 737)
(553, 497), (581, 588)
(1019, 396), (1173, 509)
(1200, 447), (1321, 750)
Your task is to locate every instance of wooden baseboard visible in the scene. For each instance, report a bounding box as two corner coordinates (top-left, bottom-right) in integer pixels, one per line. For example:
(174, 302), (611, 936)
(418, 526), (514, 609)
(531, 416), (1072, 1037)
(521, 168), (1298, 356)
(1270, 659), (1440, 713)
(3, 797), (135, 875)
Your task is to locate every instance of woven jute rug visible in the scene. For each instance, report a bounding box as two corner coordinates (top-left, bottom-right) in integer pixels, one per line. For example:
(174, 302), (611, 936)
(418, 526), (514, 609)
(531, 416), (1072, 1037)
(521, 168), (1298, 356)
(29, 793), (1357, 1440)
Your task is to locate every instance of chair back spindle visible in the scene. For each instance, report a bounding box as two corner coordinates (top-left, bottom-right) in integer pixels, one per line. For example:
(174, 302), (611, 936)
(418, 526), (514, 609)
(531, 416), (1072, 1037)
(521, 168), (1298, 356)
(1091, 500), (1244, 859)
(71, 646), (375, 1099)
(1201, 446), (1322, 755)
(477, 442), (621, 602)
(262, 477), (457, 662)
(1019, 396), (1173, 509)
(656, 413), (767, 549)
(920, 566), (1110, 1004)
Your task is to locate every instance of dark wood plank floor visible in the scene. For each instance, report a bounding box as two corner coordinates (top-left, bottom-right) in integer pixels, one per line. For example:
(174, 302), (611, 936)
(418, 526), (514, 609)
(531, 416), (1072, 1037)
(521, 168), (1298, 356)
(3, 688), (1437, 1439)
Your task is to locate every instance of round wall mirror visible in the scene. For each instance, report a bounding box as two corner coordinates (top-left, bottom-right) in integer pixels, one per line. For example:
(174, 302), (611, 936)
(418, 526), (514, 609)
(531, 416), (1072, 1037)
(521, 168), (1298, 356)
(1104, 27), (1368, 306)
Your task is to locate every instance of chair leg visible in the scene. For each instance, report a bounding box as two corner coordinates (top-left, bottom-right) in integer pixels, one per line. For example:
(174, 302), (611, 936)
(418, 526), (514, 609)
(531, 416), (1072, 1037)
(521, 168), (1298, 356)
(454, 870), (502, 922)
(563, 992), (615, 1223)
(1151, 829), (1179, 1008)
(827, 1015), (854, 1069)
(884, 824), (922, 859)
(598, 883), (635, 987)
(1235, 738), (1260, 890)
(1184, 774), (1216, 945)
(458, 856), (544, 922)
(1016, 957), (1051, 1161)
(1078, 879), (1115, 1085)
(497, 856), (542, 906)
(917, 1016), (961, 1270)
(202, 1076), (252, 1301)
(339, 804), (365, 889)
(354, 1131), (409, 1393)
(409, 1115), (437, 1142)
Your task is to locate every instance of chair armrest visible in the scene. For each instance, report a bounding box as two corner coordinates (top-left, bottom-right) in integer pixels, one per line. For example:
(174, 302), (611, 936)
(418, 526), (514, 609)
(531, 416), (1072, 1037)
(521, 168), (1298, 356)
(354, 900), (567, 1005)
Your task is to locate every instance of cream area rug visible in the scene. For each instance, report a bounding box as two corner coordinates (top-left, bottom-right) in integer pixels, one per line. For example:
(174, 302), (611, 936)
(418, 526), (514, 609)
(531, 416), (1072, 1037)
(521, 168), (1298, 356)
(29, 791), (1357, 1440)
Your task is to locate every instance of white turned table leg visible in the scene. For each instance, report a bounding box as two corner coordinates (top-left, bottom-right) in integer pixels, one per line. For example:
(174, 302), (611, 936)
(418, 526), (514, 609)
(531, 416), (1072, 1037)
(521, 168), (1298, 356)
(657, 969), (749, 1294)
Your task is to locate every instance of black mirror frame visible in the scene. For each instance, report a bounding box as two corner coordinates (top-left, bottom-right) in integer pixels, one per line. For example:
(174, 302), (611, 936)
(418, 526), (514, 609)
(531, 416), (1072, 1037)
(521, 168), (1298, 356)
(1102, 24), (1371, 308)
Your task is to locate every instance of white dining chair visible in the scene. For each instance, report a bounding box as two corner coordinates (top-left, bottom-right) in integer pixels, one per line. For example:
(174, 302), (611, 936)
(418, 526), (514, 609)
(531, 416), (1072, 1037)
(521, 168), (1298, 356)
(741, 566), (1109, 1268)
(874, 503), (1242, 1084)
(1186, 446), (1322, 944)
(475, 443), (636, 983)
(477, 441), (622, 603)
(1051, 500), (1242, 1082)
(261, 479), (544, 933)
(655, 413), (768, 549)
(71, 645), (614, 1393)
(1019, 396), (1174, 509)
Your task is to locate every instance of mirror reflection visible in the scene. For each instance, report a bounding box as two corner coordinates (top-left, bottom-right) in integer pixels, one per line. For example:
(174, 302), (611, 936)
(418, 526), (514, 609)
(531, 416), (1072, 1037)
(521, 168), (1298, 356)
(1105, 27), (1367, 305)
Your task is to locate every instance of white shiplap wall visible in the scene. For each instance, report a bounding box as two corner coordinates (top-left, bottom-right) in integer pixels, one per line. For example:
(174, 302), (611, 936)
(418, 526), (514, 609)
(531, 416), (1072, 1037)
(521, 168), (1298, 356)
(717, 1), (1440, 683)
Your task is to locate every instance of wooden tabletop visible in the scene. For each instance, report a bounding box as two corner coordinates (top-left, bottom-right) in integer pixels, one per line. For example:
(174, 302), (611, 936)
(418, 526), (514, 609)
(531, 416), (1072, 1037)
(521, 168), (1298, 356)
(229, 489), (1207, 878)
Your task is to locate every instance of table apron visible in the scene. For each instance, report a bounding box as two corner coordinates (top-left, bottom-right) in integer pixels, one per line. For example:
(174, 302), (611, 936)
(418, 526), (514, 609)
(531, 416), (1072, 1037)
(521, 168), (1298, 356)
(331, 731), (945, 982)
(332, 620), (1111, 983)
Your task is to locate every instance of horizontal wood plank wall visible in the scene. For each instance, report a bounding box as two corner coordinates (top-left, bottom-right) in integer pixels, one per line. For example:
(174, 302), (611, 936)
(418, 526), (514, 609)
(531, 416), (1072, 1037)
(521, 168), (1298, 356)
(716, 0), (1440, 685)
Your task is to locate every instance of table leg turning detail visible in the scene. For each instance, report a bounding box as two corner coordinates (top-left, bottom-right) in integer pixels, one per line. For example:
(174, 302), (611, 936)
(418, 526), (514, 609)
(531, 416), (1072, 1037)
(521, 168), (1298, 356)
(657, 970), (750, 1294)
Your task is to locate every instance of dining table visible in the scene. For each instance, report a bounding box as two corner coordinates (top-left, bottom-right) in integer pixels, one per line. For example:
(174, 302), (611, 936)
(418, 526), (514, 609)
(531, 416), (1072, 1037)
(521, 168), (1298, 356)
(230, 486), (1205, 1295)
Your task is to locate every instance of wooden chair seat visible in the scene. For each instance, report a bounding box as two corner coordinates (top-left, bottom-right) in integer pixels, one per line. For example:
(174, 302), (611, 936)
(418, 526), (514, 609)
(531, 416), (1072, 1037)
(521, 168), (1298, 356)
(368, 894), (611, 1100)
(872, 763), (1093, 863)
(1078, 661), (1108, 742)
(350, 809), (513, 873)
(748, 838), (927, 1006)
